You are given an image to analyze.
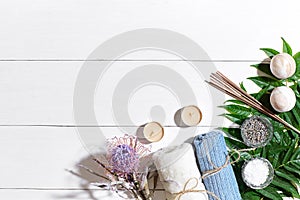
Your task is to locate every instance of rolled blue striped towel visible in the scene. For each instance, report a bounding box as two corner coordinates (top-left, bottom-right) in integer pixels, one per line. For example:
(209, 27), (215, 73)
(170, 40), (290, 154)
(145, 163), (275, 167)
(193, 130), (242, 200)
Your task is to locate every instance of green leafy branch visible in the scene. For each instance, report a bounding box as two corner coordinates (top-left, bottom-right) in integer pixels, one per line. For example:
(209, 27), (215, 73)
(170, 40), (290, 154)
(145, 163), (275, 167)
(222, 38), (300, 200)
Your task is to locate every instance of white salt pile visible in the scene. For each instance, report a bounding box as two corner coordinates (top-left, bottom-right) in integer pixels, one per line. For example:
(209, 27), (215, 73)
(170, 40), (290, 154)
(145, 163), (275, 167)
(243, 158), (272, 188)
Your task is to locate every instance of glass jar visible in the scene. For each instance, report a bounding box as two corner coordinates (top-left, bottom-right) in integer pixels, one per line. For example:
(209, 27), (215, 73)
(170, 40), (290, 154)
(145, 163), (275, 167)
(241, 157), (274, 189)
(240, 116), (273, 147)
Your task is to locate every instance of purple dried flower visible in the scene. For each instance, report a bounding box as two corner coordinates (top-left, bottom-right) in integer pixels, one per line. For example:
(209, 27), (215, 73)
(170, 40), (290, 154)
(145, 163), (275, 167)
(106, 134), (151, 176)
(110, 144), (139, 173)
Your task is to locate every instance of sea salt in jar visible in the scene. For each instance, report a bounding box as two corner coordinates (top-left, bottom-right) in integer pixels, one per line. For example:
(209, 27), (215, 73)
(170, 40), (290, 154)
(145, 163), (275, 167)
(240, 116), (273, 147)
(242, 158), (274, 189)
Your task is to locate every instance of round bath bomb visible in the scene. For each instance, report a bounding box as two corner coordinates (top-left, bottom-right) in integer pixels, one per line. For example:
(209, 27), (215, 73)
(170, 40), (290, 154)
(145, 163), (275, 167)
(270, 86), (296, 112)
(270, 53), (296, 79)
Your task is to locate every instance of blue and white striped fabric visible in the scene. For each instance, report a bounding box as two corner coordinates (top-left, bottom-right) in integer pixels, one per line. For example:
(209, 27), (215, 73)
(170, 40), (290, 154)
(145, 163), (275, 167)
(193, 130), (242, 200)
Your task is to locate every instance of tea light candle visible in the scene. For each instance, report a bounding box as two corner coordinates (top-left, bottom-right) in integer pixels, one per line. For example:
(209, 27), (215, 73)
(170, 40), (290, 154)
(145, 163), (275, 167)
(181, 105), (202, 126)
(143, 122), (164, 143)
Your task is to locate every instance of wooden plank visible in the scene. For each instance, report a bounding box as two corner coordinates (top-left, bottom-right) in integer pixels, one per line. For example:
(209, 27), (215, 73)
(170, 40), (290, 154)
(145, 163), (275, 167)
(0, 190), (294, 200)
(1, 126), (296, 200)
(0, 190), (123, 200)
(0, 0), (299, 60)
(0, 61), (259, 126)
(0, 126), (215, 188)
(0, 126), (215, 200)
(0, 189), (168, 200)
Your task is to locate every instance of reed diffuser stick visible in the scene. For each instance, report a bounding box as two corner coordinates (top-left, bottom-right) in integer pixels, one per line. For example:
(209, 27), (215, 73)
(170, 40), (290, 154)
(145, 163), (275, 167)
(207, 71), (300, 135)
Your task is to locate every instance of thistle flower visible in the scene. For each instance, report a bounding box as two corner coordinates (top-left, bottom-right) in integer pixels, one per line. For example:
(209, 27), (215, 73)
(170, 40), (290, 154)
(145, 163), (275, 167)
(110, 144), (139, 174)
(107, 134), (151, 176)
(76, 134), (154, 200)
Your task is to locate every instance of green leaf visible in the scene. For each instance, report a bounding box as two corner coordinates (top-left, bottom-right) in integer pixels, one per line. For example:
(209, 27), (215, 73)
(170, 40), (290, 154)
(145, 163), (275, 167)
(290, 162), (300, 170)
(251, 63), (273, 77)
(291, 156), (300, 165)
(242, 191), (262, 200)
(291, 147), (300, 160)
(282, 140), (297, 164)
(288, 130), (299, 141)
(283, 164), (300, 176)
(225, 137), (248, 149)
(248, 76), (283, 88)
(280, 131), (292, 146)
(283, 103), (300, 130)
(223, 104), (251, 117)
(290, 162), (300, 171)
(224, 113), (245, 125)
(271, 153), (280, 168)
(256, 186), (283, 200)
(271, 176), (300, 198)
(222, 127), (243, 141)
(282, 37), (293, 55)
(272, 130), (281, 143)
(260, 48), (280, 58)
(268, 145), (289, 155)
(270, 119), (285, 130)
(225, 99), (245, 105)
(282, 113), (295, 128)
(252, 85), (270, 101)
(291, 84), (300, 98)
(240, 151), (252, 160)
(240, 81), (247, 92)
(290, 100), (300, 126)
(261, 146), (268, 158)
(294, 52), (300, 66)
(289, 53), (300, 80)
(254, 147), (263, 157)
(292, 106), (300, 126)
(275, 169), (300, 185)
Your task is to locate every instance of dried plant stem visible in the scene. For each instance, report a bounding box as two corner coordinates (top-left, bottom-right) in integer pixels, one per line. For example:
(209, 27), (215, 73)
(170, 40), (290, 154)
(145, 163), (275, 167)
(78, 165), (110, 181)
(142, 179), (152, 200)
(207, 71), (300, 135)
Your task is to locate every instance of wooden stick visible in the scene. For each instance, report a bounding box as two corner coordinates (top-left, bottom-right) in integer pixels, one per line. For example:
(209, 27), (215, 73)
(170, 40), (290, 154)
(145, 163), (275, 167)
(207, 71), (300, 135)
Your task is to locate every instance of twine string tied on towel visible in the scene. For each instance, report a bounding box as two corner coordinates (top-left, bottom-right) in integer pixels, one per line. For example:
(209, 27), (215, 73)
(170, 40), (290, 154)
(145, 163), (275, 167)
(174, 177), (220, 200)
(201, 148), (254, 179)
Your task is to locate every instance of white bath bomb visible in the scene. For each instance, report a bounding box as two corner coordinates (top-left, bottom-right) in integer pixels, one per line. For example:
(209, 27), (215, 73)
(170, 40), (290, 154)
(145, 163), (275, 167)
(270, 86), (296, 112)
(270, 53), (296, 79)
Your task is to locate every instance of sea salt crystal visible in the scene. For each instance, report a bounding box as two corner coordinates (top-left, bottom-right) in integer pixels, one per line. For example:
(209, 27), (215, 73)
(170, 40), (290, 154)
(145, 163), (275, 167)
(243, 159), (270, 187)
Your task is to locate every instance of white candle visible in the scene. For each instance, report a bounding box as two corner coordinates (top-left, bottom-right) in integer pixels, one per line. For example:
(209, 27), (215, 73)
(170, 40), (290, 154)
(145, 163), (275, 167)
(181, 105), (202, 126)
(143, 121), (164, 143)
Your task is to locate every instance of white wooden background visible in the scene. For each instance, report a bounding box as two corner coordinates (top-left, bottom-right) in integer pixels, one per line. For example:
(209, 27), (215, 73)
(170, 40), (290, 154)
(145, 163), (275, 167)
(1, 0), (300, 199)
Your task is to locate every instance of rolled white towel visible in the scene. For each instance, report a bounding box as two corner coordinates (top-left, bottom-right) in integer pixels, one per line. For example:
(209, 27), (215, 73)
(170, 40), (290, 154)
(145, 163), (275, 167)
(153, 143), (208, 200)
